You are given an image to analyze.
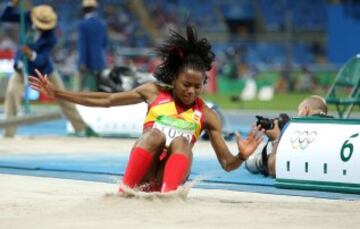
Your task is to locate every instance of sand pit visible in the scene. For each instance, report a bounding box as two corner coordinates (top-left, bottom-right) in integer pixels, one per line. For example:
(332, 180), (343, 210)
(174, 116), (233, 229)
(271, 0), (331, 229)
(0, 136), (360, 228)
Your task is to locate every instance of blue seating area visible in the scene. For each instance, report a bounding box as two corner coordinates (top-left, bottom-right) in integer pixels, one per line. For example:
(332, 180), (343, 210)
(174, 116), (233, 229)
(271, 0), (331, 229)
(259, 0), (327, 31)
(291, 0), (327, 31)
(218, 0), (255, 20)
(258, 0), (287, 31)
(213, 41), (315, 68)
(144, 0), (227, 32)
(141, 0), (321, 66)
(31, 0), (151, 48)
(1, 0), (329, 67)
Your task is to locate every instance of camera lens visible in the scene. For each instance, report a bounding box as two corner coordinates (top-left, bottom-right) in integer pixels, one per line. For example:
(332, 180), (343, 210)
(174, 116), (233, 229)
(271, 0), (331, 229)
(256, 116), (275, 130)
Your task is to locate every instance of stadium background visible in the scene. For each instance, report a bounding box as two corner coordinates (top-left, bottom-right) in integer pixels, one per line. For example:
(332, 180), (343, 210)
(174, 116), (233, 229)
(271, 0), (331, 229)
(0, 0), (359, 108)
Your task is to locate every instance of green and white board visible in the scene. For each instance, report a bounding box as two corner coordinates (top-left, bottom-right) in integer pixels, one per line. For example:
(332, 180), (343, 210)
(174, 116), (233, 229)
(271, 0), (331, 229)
(67, 103), (147, 137)
(276, 118), (360, 194)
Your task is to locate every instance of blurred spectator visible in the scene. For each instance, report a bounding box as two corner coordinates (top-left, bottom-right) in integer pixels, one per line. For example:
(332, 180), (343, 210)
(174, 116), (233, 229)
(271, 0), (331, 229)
(277, 63), (295, 92)
(220, 47), (238, 80)
(296, 65), (315, 92)
(0, 0), (96, 137)
(0, 35), (16, 59)
(77, 0), (108, 91)
(0, 35), (16, 51)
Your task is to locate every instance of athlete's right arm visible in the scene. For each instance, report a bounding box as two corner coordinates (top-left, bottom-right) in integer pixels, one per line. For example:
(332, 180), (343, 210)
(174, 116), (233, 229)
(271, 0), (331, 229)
(29, 69), (158, 107)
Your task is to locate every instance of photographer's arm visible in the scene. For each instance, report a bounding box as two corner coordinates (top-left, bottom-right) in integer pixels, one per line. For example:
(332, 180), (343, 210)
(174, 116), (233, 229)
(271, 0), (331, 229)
(264, 120), (282, 177)
(204, 107), (262, 172)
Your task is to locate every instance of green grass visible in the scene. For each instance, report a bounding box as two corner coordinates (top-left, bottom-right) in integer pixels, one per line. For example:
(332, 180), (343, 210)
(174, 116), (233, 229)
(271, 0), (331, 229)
(201, 92), (318, 110)
(0, 92), (316, 111)
(4, 91), (354, 114)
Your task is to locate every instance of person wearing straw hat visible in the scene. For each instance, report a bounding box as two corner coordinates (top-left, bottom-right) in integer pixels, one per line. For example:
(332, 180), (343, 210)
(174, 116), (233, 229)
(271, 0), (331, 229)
(0, 0), (97, 137)
(77, 0), (108, 91)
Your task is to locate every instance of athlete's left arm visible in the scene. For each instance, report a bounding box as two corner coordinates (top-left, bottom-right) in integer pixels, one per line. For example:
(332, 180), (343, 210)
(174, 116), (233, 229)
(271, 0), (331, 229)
(204, 107), (263, 172)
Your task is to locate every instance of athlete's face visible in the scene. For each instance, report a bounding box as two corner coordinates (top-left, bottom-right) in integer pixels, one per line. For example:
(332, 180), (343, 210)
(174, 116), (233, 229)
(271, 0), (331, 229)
(173, 68), (205, 105)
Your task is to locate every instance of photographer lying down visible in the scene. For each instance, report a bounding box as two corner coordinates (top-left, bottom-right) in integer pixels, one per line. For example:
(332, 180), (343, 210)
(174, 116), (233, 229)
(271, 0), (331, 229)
(245, 95), (332, 178)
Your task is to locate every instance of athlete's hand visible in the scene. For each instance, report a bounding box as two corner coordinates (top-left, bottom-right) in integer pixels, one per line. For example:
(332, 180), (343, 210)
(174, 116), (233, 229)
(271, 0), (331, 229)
(29, 69), (56, 98)
(236, 126), (264, 160)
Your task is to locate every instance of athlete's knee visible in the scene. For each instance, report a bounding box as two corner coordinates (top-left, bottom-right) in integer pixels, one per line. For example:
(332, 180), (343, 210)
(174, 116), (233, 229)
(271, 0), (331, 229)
(140, 128), (166, 149)
(169, 136), (191, 152)
(171, 136), (190, 145)
(148, 128), (166, 142)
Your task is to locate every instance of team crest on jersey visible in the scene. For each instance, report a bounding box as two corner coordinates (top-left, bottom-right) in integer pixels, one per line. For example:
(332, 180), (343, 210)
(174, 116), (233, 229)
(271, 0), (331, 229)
(193, 110), (202, 122)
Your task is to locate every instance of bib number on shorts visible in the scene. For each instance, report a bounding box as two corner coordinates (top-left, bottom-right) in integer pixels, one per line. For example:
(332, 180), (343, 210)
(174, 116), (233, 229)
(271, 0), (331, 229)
(153, 115), (196, 146)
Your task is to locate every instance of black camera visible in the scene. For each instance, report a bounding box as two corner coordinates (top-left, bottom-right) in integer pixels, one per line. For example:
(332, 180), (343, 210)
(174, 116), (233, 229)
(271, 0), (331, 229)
(256, 113), (290, 131)
(256, 116), (275, 130)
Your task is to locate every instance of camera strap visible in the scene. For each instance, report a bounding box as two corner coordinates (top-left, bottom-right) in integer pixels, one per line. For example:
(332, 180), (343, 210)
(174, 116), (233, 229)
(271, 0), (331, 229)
(260, 141), (270, 177)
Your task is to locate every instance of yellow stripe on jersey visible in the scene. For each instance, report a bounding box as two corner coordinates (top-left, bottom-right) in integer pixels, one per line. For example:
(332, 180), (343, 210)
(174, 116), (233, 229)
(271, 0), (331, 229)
(144, 100), (203, 140)
(144, 102), (177, 123)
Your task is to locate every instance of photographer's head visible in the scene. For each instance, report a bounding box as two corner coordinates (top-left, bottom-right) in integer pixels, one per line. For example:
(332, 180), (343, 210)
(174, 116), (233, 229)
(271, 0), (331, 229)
(297, 95), (327, 116)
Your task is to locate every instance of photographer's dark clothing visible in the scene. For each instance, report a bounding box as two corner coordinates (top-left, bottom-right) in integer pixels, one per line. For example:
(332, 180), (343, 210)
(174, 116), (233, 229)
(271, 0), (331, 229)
(260, 142), (271, 176)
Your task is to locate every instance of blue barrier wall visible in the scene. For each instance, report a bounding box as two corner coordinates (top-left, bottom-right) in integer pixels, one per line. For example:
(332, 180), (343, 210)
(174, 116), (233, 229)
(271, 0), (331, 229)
(328, 5), (360, 64)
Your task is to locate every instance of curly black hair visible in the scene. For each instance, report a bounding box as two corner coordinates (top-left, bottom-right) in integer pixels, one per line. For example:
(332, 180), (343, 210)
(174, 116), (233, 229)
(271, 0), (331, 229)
(154, 25), (215, 85)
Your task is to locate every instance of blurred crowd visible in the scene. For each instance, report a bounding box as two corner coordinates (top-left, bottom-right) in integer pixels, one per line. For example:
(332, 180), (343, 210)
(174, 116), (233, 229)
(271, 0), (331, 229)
(0, 0), (336, 94)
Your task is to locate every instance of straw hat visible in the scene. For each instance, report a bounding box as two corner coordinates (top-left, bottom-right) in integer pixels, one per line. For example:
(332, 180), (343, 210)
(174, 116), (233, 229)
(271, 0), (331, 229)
(82, 0), (98, 7)
(31, 5), (57, 30)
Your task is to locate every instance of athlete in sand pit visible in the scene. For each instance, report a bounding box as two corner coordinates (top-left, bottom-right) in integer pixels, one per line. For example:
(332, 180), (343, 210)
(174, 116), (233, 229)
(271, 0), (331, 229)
(29, 25), (263, 193)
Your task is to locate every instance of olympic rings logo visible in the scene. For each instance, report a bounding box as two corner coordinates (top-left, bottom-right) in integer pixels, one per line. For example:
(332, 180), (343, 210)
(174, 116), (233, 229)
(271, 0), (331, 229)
(290, 130), (317, 150)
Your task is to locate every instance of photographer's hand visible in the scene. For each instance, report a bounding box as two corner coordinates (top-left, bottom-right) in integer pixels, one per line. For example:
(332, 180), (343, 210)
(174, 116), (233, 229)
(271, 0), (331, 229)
(265, 119), (281, 141)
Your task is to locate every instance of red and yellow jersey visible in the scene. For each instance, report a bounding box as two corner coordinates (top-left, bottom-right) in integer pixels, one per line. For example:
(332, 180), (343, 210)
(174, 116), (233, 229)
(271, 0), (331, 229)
(143, 90), (205, 144)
